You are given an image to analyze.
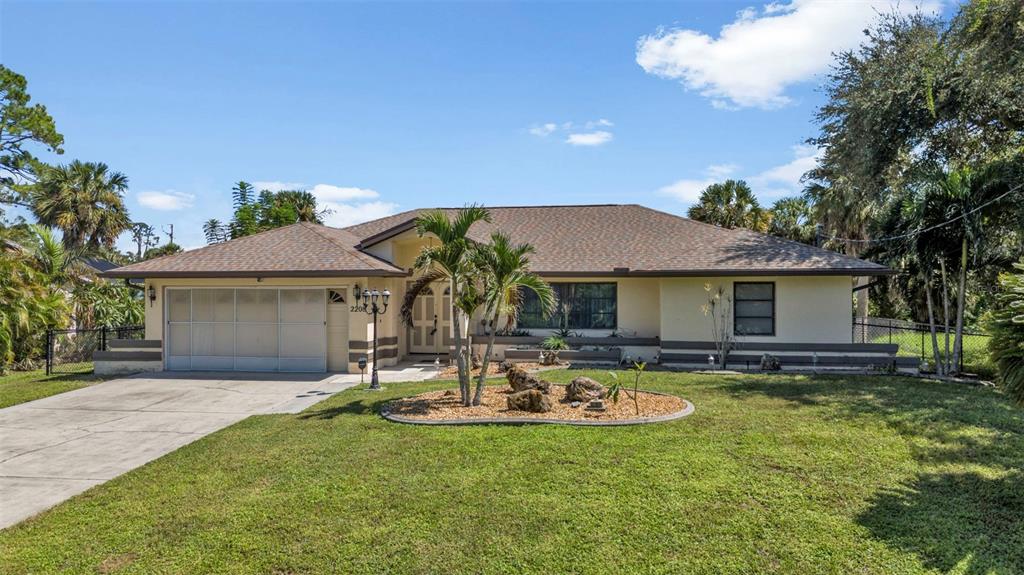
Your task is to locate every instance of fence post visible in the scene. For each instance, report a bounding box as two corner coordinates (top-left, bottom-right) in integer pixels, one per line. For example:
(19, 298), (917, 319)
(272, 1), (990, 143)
(101, 326), (108, 352)
(45, 329), (52, 376)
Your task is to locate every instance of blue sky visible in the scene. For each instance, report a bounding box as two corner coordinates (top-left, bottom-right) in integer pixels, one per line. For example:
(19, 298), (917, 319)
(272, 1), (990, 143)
(2, 0), (953, 251)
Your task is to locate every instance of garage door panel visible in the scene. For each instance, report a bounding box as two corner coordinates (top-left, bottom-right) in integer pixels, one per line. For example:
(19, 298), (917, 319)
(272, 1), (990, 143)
(166, 288), (326, 372)
(237, 290), (278, 322)
(235, 324), (278, 357)
(192, 289), (234, 322)
(280, 324), (325, 357)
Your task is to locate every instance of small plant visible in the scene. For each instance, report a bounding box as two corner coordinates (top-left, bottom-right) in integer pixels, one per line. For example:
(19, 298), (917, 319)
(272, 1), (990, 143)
(553, 326), (582, 338)
(606, 361), (646, 415)
(701, 283), (733, 369)
(541, 335), (569, 350)
(759, 353), (781, 371)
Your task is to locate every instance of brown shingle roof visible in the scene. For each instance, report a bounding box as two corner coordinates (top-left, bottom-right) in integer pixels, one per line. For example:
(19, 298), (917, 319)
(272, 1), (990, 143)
(104, 204), (891, 279)
(102, 222), (406, 278)
(345, 204), (891, 276)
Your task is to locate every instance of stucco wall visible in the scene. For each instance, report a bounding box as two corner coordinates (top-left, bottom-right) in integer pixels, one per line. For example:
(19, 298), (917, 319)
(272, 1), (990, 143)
(659, 275), (853, 344)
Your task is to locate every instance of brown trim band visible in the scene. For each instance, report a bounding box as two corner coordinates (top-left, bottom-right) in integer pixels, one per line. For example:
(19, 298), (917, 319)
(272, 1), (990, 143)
(349, 348), (398, 362)
(94, 350), (163, 361)
(349, 337), (398, 350)
(660, 341), (899, 353)
(490, 335), (660, 346)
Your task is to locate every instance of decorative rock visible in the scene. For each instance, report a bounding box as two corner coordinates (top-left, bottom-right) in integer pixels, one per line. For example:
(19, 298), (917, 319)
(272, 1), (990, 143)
(505, 365), (551, 393)
(565, 376), (606, 402)
(570, 401), (581, 408)
(506, 389), (552, 413)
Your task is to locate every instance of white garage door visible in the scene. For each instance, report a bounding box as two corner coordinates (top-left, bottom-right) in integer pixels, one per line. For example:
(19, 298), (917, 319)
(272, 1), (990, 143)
(165, 288), (326, 372)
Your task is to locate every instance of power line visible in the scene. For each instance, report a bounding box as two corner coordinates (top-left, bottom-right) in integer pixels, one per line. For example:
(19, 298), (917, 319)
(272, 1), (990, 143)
(823, 182), (1023, 245)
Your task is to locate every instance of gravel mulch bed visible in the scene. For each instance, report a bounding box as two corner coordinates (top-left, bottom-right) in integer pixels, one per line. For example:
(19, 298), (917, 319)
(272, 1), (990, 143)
(384, 384), (689, 423)
(435, 362), (550, 379)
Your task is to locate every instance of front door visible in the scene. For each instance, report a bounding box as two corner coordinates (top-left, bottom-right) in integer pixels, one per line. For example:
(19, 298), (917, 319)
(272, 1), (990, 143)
(408, 282), (452, 354)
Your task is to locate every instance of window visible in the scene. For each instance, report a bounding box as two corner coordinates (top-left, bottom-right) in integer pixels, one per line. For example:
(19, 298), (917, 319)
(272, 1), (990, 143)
(519, 283), (617, 330)
(734, 282), (775, 336)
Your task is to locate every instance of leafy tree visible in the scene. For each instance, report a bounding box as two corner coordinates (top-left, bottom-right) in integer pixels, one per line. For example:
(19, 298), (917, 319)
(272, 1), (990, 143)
(144, 242), (182, 260)
(203, 219), (229, 243)
(768, 197), (816, 244)
(0, 251), (68, 370)
(273, 190), (326, 223)
(128, 222), (159, 259)
(806, 2), (1024, 325)
(470, 232), (555, 406)
(73, 280), (144, 329)
(401, 206), (491, 406)
(687, 180), (770, 232)
(987, 260), (1024, 405)
(0, 65), (64, 210)
(31, 161), (131, 250)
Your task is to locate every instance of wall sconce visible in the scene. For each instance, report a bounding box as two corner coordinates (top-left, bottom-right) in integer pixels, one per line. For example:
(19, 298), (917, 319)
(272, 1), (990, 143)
(148, 285), (156, 307)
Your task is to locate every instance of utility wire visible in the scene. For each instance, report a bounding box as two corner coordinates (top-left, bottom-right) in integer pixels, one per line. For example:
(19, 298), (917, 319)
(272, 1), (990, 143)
(821, 182), (1023, 245)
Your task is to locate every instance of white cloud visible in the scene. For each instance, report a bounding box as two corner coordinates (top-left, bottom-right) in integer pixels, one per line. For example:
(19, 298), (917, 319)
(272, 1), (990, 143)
(566, 131), (614, 147)
(137, 190), (195, 211)
(636, 0), (943, 109)
(252, 181), (304, 192)
(659, 145), (821, 207)
(658, 163), (739, 204)
(308, 184), (379, 202)
(748, 144), (821, 199)
(321, 200), (399, 228)
(528, 119), (615, 145)
(529, 123), (558, 137)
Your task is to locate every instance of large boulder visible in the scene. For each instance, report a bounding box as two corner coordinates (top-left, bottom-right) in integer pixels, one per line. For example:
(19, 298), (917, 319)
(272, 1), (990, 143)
(506, 389), (552, 413)
(506, 365), (551, 393)
(565, 376), (606, 402)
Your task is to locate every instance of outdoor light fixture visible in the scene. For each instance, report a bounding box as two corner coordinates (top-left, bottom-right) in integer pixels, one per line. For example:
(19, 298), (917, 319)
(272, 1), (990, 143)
(148, 285), (156, 307)
(708, 354), (715, 368)
(356, 287), (390, 390)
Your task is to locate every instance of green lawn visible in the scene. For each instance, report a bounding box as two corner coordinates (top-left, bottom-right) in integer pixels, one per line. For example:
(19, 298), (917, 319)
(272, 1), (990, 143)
(1, 370), (1021, 574)
(0, 368), (105, 408)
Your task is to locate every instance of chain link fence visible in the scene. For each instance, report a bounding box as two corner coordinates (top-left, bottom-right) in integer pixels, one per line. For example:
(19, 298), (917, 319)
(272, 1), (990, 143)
(853, 317), (993, 377)
(45, 325), (145, 375)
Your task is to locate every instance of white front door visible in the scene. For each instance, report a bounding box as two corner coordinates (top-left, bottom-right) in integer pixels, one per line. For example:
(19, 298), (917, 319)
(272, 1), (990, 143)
(408, 282), (452, 354)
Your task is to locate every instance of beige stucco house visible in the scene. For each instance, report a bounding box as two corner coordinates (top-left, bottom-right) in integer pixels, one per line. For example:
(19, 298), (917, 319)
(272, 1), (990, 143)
(102, 204), (904, 373)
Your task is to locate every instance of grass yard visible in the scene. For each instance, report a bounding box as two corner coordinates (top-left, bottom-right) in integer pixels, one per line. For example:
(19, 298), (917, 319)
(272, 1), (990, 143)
(1, 370), (1021, 574)
(0, 368), (105, 409)
(869, 331), (994, 377)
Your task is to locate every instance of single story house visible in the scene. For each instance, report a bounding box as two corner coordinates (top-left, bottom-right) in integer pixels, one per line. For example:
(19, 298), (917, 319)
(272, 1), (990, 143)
(101, 204), (904, 373)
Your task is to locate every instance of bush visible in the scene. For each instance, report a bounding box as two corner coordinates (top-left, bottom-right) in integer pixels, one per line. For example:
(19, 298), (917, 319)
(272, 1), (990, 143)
(987, 261), (1024, 406)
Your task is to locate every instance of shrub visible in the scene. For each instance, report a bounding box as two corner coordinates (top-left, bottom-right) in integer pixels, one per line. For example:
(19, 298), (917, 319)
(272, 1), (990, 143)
(987, 261), (1024, 406)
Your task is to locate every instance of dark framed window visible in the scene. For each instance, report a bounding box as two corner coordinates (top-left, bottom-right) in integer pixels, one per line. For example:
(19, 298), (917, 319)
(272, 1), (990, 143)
(734, 282), (775, 336)
(519, 283), (617, 330)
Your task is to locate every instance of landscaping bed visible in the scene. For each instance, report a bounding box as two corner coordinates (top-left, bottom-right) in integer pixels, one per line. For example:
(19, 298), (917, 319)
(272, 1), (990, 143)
(383, 384), (690, 424)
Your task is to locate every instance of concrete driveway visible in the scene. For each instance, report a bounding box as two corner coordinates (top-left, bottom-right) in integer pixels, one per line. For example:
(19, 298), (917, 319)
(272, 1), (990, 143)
(0, 372), (365, 529)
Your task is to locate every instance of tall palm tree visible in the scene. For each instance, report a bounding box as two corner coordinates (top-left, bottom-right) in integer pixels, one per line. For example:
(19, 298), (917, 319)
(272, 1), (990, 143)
(471, 232), (555, 406)
(31, 161), (131, 250)
(274, 190), (326, 223)
(400, 205), (491, 406)
(687, 179), (770, 232)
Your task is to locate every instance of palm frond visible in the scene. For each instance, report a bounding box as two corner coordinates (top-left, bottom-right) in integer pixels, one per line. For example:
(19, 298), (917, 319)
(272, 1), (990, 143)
(400, 268), (447, 327)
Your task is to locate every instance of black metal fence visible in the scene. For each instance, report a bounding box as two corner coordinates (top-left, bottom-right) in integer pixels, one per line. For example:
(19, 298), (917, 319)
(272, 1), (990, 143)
(45, 325), (145, 375)
(853, 317), (993, 376)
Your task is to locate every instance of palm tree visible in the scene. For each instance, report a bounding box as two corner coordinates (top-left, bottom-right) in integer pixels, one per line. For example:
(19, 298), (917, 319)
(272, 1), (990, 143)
(471, 232), (555, 406)
(687, 180), (770, 232)
(31, 161), (131, 250)
(768, 197), (816, 244)
(274, 190), (327, 223)
(400, 205), (491, 406)
(28, 224), (86, 291)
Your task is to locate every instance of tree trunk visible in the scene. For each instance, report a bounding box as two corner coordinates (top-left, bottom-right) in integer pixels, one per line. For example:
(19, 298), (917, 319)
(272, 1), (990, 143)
(472, 312), (499, 406)
(951, 237), (968, 375)
(939, 258), (951, 375)
(924, 271), (943, 376)
(451, 306), (470, 405)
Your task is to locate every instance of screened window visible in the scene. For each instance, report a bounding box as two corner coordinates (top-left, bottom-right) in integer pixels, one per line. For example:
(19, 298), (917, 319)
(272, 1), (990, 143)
(734, 282), (775, 336)
(519, 283), (617, 330)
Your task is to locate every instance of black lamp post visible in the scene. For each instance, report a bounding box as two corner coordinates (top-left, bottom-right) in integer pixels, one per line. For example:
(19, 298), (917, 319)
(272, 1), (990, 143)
(356, 287), (390, 390)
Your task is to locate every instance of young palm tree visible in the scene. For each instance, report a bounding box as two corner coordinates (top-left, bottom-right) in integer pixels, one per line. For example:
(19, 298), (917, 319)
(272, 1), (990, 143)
(31, 161), (131, 250)
(27, 224), (87, 292)
(471, 232), (555, 406)
(400, 205), (491, 406)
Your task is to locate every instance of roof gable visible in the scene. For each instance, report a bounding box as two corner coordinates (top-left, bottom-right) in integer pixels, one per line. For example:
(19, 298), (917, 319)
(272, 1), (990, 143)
(103, 222), (405, 278)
